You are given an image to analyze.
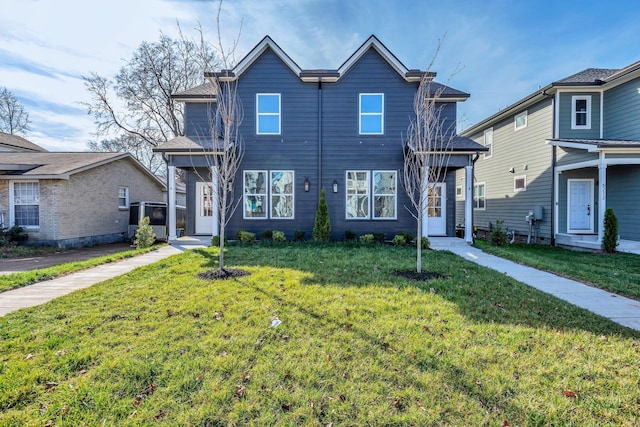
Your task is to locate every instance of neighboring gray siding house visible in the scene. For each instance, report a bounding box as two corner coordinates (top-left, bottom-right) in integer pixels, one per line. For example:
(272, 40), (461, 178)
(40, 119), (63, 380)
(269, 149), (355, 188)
(0, 133), (166, 248)
(156, 35), (486, 242)
(457, 60), (640, 250)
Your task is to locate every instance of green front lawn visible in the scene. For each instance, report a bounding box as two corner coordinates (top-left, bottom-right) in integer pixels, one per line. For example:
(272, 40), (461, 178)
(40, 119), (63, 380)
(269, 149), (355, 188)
(1, 244), (638, 426)
(475, 240), (640, 300)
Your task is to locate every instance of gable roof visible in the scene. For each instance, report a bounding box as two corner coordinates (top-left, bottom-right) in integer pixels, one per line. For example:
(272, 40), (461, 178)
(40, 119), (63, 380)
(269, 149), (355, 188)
(0, 132), (48, 153)
(204, 35), (438, 84)
(0, 152), (165, 186)
(462, 58), (640, 136)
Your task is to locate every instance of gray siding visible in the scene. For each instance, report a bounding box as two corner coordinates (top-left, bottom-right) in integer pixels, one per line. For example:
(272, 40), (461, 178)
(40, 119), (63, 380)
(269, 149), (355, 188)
(558, 92), (601, 139)
(603, 77), (640, 139)
(606, 165), (640, 240)
(467, 98), (554, 241)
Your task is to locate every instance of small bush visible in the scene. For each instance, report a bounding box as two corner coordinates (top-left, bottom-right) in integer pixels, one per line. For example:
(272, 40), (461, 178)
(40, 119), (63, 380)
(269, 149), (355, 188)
(272, 230), (286, 242)
(211, 235), (228, 246)
(400, 231), (414, 245)
(293, 230), (306, 242)
(360, 234), (374, 244)
(344, 229), (358, 241)
(421, 236), (430, 250)
(392, 234), (407, 246)
(236, 230), (256, 243)
(134, 217), (156, 248)
(2, 223), (28, 245)
(261, 230), (273, 241)
(490, 220), (509, 247)
(602, 208), (618, 253)
(372, 232), (386, 244)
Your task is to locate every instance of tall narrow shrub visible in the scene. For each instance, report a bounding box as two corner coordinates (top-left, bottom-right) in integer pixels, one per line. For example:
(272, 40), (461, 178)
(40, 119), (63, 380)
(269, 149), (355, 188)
(313, 189), (331, 241)
(602, 208), (618, 253)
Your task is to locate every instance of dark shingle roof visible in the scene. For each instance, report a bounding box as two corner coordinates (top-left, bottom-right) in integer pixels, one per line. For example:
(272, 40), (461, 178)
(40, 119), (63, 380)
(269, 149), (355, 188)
(0, 152), (128, 177)
(172, 82), (216, 99)
(555, 68), (619, 84)
(0, 132), (48, 152)
(409, 135), (488, 153)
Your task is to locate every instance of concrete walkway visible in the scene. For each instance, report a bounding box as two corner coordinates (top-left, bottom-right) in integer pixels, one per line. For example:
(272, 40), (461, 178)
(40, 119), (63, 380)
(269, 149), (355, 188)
(0, 237), (207, 317)
(430, 238), (640, 331)
(1, 236), (639, 332)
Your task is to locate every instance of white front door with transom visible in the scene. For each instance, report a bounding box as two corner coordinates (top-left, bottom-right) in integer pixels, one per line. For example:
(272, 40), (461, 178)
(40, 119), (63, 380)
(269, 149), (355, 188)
(426, 183), (446, 236)
(195, 182), (214, 235)
(567, 179), (594, 233)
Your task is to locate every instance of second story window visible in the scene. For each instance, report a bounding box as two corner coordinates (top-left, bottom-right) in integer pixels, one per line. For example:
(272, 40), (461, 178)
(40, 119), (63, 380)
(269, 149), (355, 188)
(514, 111), (527, 130)
(571, 95), (591, 129)
(359, 93), (384, 135)
(483, 128), (493, 159)
(256, 93), (281, 135)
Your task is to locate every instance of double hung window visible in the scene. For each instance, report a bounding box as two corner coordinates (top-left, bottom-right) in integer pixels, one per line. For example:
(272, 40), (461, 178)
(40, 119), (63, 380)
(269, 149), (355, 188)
(256, 94), (281, 134)
(12, 181), (40, 228)
(483, 128), (493, 158)
(359, 94), (384, 134)
(473, 183), (486, 210)
(571, 95), (591, 129)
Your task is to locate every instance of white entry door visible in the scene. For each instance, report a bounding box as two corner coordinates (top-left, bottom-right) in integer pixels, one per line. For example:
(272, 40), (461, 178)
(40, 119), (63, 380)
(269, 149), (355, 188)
(195, 182), (214, 235)
(427, 183), (447, 236)
(567, 179), (594, 233)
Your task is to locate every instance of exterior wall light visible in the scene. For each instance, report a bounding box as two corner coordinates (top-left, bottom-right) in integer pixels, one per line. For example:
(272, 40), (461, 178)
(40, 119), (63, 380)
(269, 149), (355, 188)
(304, 177), (310, 192)
(332, 180), (338, 193)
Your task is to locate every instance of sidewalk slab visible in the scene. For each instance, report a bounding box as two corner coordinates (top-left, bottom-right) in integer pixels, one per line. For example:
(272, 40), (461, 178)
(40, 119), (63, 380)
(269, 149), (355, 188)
(0, 241), (206, 317)
(430, 238), (640, 331)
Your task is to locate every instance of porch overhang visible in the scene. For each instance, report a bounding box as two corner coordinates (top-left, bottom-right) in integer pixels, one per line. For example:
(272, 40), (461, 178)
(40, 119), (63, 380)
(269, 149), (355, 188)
(547, 138), (640, 153)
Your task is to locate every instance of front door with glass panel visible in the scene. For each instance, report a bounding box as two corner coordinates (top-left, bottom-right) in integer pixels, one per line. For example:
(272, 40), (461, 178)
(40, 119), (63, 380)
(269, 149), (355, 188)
(567, 179), (594, 233)
(195, 182), (214, 235)
(427, 183), (446, 236)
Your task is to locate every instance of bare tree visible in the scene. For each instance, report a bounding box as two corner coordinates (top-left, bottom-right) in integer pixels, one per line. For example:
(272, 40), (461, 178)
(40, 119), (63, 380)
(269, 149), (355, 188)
(196, 0), (244, 272)
(82, 23), (218, 174)
(0, 87), (30, 135)
(402, 76), (457, 273)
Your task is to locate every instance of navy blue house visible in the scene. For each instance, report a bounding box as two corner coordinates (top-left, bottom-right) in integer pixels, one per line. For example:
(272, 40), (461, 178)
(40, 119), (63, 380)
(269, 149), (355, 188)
(155, 35), (485, 242)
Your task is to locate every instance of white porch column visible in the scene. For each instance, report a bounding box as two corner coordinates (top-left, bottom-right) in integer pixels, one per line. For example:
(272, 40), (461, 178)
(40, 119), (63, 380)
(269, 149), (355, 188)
(421, 166), (429, 238)
(597, 161), (607, 244)
(464, 165), (473, 243)
(167, 165), (177, 241)
(211, 166), (220, 236)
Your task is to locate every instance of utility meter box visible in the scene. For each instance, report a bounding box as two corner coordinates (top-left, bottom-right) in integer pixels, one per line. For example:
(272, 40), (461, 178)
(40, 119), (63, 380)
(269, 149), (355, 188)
(533, 205), (543, 221)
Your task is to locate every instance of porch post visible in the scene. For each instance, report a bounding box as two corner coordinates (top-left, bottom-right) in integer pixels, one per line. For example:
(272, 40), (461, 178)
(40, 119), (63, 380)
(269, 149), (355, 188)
(211, 166), (219, 236)
(167, 165), (177, 241)
(464, 165), (473, 243)
(597, 161), (607, 244)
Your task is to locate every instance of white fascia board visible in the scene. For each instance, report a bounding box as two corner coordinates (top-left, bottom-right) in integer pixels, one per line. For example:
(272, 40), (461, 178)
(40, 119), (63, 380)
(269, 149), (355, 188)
(233, 36), (302, 79)
(338, 36), (411, 82)
(545, 140), (596, 151)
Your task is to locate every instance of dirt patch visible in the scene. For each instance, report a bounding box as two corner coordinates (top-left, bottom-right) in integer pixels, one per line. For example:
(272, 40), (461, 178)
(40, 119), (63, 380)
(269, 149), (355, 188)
(0, 243), (134, 274)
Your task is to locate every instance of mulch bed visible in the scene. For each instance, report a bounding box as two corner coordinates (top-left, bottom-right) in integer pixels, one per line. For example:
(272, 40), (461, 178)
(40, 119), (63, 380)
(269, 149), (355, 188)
(197, 268), (250, 281)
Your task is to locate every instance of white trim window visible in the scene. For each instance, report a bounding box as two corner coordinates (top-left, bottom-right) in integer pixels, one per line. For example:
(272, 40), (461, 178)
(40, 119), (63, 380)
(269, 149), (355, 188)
(346, 170), (397, 219)
(456, 185), (464, 200)
(483, 128), (493, 158)
(473, 182), (486, 210)
(373, 170), (397, 219)
(514, 110), (528, 130)
(270, 171), (294, 219)
(243, 170), (294, 219)
(118, 186), (130, 209)
(359, 93), (384, 135)
(571, 95), (591, 129)
(514, 175), (527, 192)
(256, 93), (281, 134)
(346, 171), (370, 219)
(11, 181), (40, 228)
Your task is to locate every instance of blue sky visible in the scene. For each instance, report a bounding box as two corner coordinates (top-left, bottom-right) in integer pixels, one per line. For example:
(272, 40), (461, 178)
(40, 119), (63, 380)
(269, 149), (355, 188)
(1, 0), (639, 151)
